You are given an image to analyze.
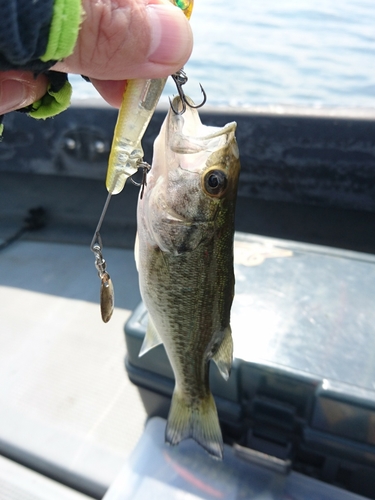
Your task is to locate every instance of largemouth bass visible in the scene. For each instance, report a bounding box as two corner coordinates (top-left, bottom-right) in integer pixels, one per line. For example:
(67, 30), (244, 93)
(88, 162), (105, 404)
(135, 96), (240, 459)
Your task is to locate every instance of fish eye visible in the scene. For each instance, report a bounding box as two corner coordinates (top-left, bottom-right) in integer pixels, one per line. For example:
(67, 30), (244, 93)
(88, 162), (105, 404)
(203, 169), (228, 197)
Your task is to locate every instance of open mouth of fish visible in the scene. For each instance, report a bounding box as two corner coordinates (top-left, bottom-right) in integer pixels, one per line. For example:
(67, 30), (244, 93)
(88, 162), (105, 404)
(167, 96), (237, 158)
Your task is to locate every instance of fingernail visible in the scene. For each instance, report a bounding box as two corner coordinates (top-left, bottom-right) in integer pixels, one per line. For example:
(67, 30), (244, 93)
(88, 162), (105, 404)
(146, 4), (193, 65)
(0, 80), (27, 114)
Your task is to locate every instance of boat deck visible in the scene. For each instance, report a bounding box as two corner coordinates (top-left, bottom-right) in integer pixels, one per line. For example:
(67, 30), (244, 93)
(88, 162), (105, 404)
(0, 239), (146, 499)
(1, 102), (375, 498)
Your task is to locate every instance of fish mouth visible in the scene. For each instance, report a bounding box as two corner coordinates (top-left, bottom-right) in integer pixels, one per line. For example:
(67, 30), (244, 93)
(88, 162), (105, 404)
(167, 96), (236, 155)
(161, 202), (219, 226)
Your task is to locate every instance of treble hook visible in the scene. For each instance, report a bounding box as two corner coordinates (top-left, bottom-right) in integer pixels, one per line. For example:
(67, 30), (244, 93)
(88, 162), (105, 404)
(170, 69), (207, 115)
(129, 161), (151, 199)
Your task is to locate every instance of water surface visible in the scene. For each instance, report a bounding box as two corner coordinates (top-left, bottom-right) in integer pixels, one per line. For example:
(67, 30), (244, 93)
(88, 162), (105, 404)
(72, 0), (375, 108)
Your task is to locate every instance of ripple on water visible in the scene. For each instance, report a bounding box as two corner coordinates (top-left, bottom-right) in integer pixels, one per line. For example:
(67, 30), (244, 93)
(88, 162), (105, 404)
(71, 0), (375, 108)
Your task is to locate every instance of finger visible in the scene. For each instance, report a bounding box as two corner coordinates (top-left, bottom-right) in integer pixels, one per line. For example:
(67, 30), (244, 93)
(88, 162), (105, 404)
(0, 71), (49, 115)
(52, 0), (193, 81)
(89, 79), (127, 108)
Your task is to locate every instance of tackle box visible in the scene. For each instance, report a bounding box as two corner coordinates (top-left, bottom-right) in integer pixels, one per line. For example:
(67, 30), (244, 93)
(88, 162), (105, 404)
(122, 232), (375, 500)
(103, 417), (367, 500)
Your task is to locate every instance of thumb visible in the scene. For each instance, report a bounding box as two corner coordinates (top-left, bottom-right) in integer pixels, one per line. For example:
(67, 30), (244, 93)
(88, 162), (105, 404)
(0, 71), (48, 115)
(53, 0), (193, 80)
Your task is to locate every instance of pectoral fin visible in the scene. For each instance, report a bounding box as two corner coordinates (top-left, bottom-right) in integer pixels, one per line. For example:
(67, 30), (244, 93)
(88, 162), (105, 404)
(139, 315), (163, 357)
(212, 326), (233, 381)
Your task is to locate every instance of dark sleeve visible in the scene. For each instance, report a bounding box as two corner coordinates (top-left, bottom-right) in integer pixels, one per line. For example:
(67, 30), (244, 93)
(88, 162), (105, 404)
(0, 0), (55, 72)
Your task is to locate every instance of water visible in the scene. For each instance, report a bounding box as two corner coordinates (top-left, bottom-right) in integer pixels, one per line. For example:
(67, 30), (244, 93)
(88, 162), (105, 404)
(71, 0), (375, 109)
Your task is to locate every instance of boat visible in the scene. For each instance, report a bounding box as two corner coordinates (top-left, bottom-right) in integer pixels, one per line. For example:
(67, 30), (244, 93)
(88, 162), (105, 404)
(1, 99), (375, 499)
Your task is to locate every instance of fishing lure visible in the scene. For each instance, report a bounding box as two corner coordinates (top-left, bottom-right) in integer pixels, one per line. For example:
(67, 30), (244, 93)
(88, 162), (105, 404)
(91, 0), (205, 322)
(106, 0), (195, 196)
(90, 195), (114, 323)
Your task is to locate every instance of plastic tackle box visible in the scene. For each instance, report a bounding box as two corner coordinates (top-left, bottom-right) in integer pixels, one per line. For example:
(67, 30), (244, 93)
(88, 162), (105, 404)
(124, 233), (375, 499)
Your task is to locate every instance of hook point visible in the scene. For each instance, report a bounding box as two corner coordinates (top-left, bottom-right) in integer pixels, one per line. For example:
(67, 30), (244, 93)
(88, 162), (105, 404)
(170, 69), (206, 114)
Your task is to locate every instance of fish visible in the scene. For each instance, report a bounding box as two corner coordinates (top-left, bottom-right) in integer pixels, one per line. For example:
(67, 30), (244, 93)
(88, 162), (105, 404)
(135, 96), (240, 459)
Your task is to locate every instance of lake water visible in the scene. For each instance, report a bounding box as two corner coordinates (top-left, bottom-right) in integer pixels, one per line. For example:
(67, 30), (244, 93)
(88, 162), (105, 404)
(71, 0), (375, 109)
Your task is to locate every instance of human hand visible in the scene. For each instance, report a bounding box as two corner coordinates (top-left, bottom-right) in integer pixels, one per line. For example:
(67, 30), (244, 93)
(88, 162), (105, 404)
(0, 0), (193, 115)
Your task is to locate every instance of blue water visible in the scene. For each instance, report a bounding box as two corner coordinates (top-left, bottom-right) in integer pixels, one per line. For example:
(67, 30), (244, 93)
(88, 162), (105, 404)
(72, 0), (375, 108)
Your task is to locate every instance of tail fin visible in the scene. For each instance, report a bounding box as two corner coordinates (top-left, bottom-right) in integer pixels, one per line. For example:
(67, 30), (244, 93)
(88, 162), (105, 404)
(165, 389), (223, 460)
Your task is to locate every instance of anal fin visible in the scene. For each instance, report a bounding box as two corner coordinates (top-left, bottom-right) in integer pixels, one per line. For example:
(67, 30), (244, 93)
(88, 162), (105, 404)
(212, 326), (233, 381)
(139, 314), (163, 357)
